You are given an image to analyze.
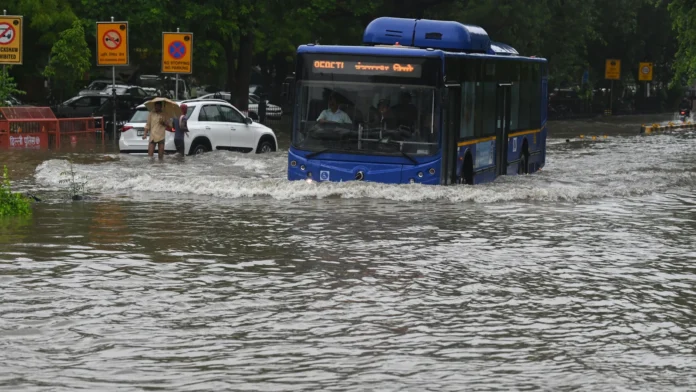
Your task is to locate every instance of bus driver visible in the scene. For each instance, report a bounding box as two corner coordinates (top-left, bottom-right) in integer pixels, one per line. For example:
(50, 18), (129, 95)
(317, 94), (352, 125)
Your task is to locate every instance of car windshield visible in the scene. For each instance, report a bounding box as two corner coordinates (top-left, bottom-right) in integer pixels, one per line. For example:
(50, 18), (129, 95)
(62, 96), (79, 105)
(293, 81), (438, 156)
(88, 82), (109, 91)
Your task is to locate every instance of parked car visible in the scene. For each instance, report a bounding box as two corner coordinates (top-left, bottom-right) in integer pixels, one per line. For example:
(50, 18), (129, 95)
(98, 84), (154, 100)
(78, 79), (124, 95)
(93, 95), (150, 134)
(118, 99), (278, 155)
(3, 95), (24, 106)
(138, 75), (172, 98)
(198, 92), (283, 119)
(52, 94), (111, 118)
(52, 91), (149, 136)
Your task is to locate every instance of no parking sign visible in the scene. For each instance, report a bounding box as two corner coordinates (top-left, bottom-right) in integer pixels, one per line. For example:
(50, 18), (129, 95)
(162, 32), (193, 74)
(0, 16), (23, 65)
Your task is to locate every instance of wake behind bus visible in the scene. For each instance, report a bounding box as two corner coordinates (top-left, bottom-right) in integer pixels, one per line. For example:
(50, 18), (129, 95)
(288, 17), (548, 185)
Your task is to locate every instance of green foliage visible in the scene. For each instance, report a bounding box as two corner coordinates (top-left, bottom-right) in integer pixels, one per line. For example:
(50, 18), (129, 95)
(59, 159), (87, 200)
(4, 0), (693, 101)
(668, 0), (696, 85)
(43, 19), (92, 99)
(0, 67), (26, 104)
(0, 166), (32, 217)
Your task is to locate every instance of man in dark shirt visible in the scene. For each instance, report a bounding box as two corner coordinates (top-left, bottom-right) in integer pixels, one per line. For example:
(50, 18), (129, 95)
(173, 103), (189, 156)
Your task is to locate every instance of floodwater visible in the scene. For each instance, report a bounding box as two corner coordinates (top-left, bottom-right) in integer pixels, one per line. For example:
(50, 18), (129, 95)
(2, 116), (696, 391)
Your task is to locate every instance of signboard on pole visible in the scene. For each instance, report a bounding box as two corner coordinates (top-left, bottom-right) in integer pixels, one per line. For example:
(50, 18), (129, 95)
(638, 62), (653, 81)
(162, 32), (193, 74)
(0, 15), (23, 65)
(604, 59), (621, 80)
(96, 21), (129, 66)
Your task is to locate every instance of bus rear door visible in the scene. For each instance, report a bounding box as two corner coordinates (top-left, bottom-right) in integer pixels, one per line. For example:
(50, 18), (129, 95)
(442, 85), (461, 184)
(495, 83), (512, 176)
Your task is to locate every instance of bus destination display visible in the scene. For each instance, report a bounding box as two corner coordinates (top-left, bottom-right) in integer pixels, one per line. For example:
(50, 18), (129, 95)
(312, 60), (423, 78)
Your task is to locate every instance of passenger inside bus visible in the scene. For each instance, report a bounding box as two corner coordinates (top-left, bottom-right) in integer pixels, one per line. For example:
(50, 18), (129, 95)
(391, 92), (418, 129)
(372, 99), (397, 129)
(317, 94), (352, 124)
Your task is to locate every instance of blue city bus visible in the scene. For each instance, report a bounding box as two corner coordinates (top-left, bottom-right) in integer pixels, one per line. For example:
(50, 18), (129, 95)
(287, 17), (548, 185)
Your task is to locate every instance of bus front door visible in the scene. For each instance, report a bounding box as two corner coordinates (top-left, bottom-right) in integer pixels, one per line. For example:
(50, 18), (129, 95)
(442, 85), (461, 185)
(495, 84), (512, 176)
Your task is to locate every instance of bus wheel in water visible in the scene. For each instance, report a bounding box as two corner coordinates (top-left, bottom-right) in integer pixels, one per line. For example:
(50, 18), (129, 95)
(459, 153), (474, 185)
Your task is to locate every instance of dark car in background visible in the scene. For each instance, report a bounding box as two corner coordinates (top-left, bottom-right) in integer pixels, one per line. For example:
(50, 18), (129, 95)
(78, 79), (125, 96)
(93, 95), (151, 135)
(52, 94), (111, 118)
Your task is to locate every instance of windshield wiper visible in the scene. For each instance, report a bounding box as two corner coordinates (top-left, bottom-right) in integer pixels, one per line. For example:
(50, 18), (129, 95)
(379, 138), (418, 165)
(305, 149), (330, 159)
(400, 150), (418, 165)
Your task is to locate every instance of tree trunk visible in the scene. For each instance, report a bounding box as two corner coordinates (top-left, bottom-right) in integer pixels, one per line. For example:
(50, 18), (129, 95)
(234, 30), (254, 112)
(224, 37), (237, 94)
(272, 54), (290, 103)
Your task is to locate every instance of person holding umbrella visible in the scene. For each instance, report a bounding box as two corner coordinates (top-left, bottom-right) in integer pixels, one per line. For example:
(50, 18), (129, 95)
(142, 97), (180, 159)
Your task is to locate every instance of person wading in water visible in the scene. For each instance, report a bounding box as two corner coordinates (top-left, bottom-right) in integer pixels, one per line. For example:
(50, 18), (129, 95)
(173, 103), (189, 156)
(142, 101), (171, 160)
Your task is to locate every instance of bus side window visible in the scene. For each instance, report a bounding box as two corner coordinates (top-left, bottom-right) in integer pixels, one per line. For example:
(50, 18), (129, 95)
(511, 83), (520, 131)
(460, 82), (475, 139)
(482, 82), (497, 136)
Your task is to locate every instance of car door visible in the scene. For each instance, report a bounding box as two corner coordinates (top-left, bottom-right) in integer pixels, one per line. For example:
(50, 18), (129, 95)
(217, 104), (255, 151)
(197, 104), (231, 149)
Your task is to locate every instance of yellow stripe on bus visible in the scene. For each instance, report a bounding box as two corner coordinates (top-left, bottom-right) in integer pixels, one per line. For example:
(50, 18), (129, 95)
(457, 136), (495, 147)
(457, 129), (544, 148)
(508, 129), (541, 138)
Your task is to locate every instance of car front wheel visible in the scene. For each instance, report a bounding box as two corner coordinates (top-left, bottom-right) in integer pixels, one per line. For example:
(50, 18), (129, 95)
(257, 140), (274, 153)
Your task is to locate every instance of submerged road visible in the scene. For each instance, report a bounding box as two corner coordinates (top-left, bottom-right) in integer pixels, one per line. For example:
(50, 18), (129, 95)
(1, 114), (695, 390)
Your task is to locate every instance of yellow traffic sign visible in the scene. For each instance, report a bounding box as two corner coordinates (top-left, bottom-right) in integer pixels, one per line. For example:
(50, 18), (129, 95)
(162, 32), (193, 74)
(638, 62), (653, 81)
(0, 16), (23, 65)
(96, 21), (129, 66)
(605, 59), (621, 80)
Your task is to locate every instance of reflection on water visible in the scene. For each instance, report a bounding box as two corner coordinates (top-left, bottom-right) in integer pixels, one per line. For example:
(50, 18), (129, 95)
(1, 123), (696, 390)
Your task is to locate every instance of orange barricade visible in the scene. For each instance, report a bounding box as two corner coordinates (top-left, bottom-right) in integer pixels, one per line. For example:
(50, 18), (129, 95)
(0, 107), (104, 150)
(56, 117), (105, 148)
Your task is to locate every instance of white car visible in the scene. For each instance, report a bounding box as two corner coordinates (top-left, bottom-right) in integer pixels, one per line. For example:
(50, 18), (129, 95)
(118, 99), (278, 155)
(198, 92), (283, 118)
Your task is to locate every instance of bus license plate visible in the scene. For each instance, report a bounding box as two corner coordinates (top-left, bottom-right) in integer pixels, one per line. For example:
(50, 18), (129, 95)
(137, 129), (144, 136)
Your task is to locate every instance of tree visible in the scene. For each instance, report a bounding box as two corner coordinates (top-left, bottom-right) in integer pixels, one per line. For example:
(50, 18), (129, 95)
(43, 19), (92, 102)
(0, 67), (25, 103)
(4, 0), (77, 102)
(668, 0), (696, 85)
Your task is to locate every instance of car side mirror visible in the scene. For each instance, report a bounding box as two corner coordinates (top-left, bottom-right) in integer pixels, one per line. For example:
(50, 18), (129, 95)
(244, 117), (253, 125)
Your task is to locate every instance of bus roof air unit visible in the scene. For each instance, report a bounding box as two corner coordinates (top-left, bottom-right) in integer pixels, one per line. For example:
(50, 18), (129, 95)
(363, 17), (516, 55)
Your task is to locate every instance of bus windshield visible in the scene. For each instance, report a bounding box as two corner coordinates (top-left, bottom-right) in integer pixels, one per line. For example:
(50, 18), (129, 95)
(294, 81), (438, 156)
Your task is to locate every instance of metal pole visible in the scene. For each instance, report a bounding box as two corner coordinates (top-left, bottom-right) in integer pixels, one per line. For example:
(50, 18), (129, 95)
(111, 17), (117, 143)
(175, 27), (179, 100)
(2, 10), (5, 101)
(609, 80), (613, 115)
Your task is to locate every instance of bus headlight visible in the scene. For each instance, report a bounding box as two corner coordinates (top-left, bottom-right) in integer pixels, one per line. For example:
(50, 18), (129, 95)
(417, 172), (424, 178)
(300, 164), (306, 171)
(409, 178), (415, 183)
(429, 168), (436, 175)
(291, 160), (297, 167)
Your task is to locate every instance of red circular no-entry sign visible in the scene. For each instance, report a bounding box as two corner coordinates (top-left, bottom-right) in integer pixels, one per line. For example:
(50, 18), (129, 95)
(103, 30), (122, 50)
(0, 23), (16, 45)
